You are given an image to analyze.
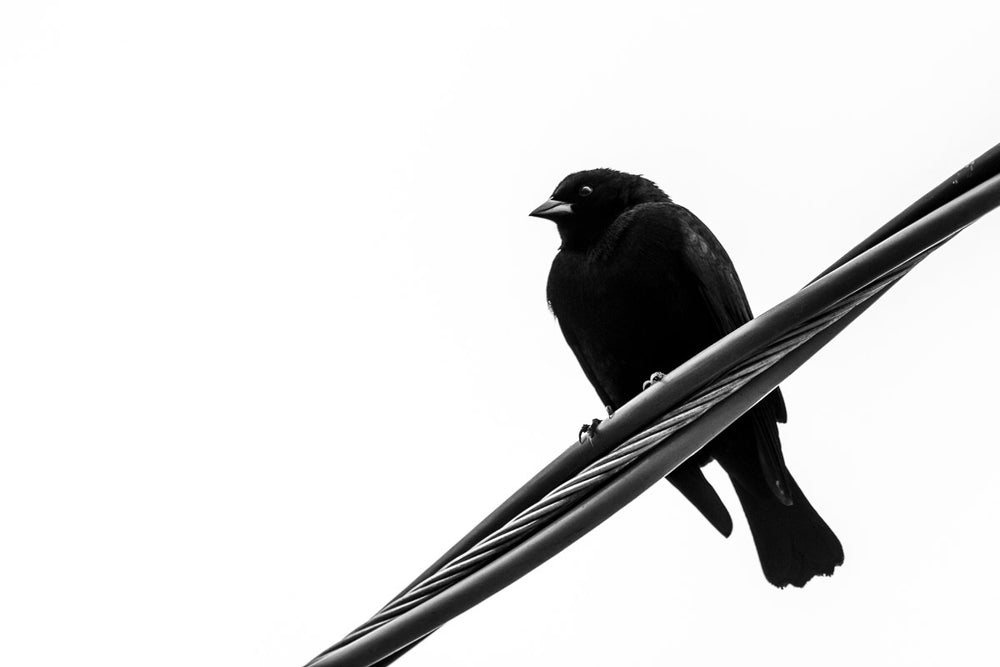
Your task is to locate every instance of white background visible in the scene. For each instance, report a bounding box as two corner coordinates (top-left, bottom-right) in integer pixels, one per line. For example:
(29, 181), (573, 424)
(2, 2), (999, 666)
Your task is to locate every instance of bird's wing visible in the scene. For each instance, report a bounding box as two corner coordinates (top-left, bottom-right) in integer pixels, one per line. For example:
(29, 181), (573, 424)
(667, 464), (733, 537)
(666, 205), (791, 503)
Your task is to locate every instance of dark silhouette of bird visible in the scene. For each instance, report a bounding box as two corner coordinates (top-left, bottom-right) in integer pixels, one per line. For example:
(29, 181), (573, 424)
(530, 168), (843, 587)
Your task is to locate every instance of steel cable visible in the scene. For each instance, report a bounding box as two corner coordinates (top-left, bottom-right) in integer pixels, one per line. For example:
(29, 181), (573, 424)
(309, 148), (1000, 666)
(321, 250), (926, 655)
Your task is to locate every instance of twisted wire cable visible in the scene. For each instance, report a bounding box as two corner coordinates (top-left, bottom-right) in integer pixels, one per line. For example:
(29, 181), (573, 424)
(318, 250), (927, 657)
(306, 148), (1000, 667)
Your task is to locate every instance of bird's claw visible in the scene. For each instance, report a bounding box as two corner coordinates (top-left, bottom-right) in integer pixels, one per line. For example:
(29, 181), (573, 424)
(642, 371), (667, 391)
(579, 418), (602, 443)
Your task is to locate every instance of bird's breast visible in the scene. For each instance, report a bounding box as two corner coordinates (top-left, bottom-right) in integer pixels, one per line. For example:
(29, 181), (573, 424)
(548, 252), (693, 408)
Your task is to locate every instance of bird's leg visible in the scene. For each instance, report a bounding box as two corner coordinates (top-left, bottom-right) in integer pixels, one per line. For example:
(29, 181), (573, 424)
(642, 371), (667, 391)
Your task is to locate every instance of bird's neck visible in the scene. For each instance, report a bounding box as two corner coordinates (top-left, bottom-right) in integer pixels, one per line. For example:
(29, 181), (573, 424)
(556, 217), (613, 251)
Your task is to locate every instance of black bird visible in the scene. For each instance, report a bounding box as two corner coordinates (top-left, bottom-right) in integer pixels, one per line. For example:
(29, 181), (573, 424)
(531, 168), (843, 588)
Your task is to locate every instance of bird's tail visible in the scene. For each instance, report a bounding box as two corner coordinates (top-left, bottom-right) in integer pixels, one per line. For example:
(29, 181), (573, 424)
(716, 448), (844, 588)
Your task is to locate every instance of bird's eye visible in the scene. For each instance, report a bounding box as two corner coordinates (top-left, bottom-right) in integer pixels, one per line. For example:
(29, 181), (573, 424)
(579, 185), (593, 197)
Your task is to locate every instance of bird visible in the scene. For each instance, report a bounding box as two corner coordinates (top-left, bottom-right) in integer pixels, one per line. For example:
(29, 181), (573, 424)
(530, 168), (843, 588)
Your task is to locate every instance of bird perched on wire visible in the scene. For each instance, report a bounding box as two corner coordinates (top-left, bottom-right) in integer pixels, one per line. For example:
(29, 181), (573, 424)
(530, 168), (843, 588)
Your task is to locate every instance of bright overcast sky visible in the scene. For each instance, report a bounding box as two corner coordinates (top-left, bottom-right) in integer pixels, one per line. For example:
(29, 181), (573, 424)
(2, 2), (999, 666)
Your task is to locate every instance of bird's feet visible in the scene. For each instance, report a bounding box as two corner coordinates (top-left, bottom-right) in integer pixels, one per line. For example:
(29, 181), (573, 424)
(579, 418), (602, 443)
(642, 371), (667, 391)
(578, 407), (614, 443)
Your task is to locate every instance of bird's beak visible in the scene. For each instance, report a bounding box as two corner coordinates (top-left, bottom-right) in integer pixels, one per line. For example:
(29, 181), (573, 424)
(529, 199), (574, 221)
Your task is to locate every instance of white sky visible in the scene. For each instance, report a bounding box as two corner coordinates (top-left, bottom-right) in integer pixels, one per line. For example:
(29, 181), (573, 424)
(2, 2), (1000, 666)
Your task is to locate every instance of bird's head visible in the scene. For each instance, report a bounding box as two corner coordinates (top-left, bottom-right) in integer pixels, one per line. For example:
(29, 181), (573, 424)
(529, 168), (669, 249)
